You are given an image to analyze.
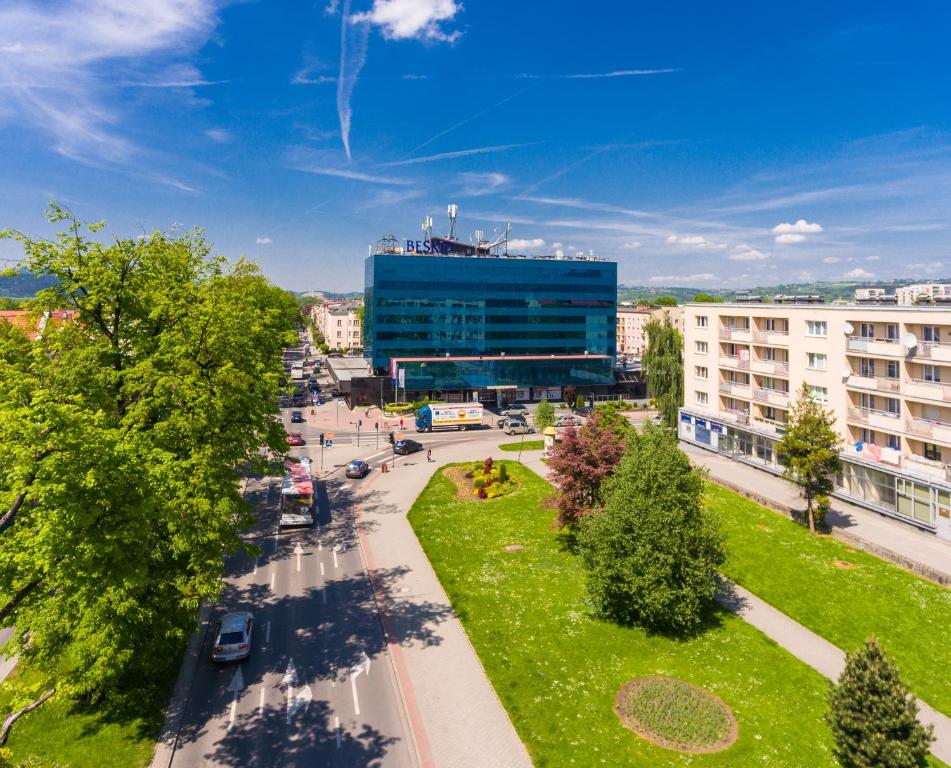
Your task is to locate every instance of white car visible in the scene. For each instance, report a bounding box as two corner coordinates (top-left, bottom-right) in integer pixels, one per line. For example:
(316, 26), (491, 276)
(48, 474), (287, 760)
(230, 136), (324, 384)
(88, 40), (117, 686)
(501, 404), (530, 417)
(503, 418), (535, 435)
(555, 415), (584, 427)
(212, 611), (254, 663)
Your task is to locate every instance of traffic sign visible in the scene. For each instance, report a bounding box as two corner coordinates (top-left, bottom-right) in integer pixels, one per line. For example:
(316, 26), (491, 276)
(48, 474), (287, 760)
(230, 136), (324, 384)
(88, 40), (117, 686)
(325, 431), (334, 448)
(395, 431), (404, 441)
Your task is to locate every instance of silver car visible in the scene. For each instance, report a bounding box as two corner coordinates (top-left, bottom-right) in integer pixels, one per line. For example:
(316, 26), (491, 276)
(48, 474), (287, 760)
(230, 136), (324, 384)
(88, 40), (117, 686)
(212, 611), (254, 663)
(503, 418), (535, 435)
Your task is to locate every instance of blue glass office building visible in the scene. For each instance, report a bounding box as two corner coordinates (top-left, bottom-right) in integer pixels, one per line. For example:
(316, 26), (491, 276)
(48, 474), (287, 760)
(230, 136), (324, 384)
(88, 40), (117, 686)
(363, 245), (617, 398)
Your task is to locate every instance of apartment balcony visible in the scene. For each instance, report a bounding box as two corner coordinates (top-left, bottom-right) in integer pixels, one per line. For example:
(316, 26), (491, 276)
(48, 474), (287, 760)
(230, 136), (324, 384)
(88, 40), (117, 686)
(845, 336), (904, 357)
(847, 406), (903, 432)
(905, 453), (951, 482)
(722, 408), (750, 425)
(845, 374), (901, 393)
(903, 378), (951, 403)
(906, 417), (951, 444)
(718, 326), (752, 342)
(752, 416), (787, 432)
(719, 354), (750, 370)
(719, 381), (751, 396)
(750, 359), (789, 375)
(913, 342), (951, 364)
(753, 388), (790, 407)
(752, 330), (789, 346)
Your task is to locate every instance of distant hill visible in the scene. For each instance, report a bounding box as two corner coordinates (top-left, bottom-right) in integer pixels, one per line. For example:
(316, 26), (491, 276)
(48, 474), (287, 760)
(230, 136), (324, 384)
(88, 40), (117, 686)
(299, 290), (363, 302)
(0, 272), (56, 298)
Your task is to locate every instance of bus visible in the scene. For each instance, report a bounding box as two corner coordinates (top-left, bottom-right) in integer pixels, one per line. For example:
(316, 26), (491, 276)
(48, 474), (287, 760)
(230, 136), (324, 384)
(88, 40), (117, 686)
(279, 457), (314, 528)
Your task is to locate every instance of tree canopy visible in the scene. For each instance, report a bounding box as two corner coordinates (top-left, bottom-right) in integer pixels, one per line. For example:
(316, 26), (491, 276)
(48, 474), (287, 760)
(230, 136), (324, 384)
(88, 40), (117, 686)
(534, 399), (555, 431)
(692, 293), (723, 303)
(654, 296), (678, 306)
(641, 317), (683, 428)
(578, 425), (724, 634)
(0, 205), (297, 705)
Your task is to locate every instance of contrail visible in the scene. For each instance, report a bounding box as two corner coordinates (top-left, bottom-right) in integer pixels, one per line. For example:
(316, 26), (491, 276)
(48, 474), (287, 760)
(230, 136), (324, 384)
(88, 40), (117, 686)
(336, 0), (369, 161)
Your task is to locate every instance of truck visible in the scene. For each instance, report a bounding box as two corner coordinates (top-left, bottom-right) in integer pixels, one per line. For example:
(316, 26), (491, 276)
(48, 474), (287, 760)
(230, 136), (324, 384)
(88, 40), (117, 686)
(290, 363), (304, 380)
(416, 403), (484, 432)
(279, 457), (314, 528)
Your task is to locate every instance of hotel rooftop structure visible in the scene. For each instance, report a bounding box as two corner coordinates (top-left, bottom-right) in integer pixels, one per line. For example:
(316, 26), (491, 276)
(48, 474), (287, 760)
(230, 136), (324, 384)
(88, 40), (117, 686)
(679, 302), (951, 539)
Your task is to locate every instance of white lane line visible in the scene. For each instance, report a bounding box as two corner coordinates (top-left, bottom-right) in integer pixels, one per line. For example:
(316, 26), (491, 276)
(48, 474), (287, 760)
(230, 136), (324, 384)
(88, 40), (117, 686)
(333, 550), (339, 569)
(319, 561), (325, 576)
(294, 542), (303, 573)
(350, 673), (361, 715)
(335, 716), (341, 749)
(270, 571), (275, 591)
(228, 697), (237, 731)
(318, 538), (322, 552)
(253, 558), (258, 576)
(258, 687), (265, 715)
(265, 621), (271, 643)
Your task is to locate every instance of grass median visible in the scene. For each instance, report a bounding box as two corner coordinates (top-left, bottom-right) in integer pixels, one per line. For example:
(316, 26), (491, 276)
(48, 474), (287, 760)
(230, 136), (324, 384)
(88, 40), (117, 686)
(709, 481), (951, 718)
(498, 440), (545, 452)
(409, 462), (842, 767)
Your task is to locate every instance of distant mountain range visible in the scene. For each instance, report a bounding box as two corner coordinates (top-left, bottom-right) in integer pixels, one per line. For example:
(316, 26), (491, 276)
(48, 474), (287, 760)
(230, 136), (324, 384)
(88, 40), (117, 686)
(299, 290), (363, 302)
(618, 278), (950, 304)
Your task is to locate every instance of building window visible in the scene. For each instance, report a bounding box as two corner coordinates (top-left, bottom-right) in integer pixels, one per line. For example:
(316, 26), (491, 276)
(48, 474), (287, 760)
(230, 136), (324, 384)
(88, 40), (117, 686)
(860, 428), (876, 445)
(696, 340), (708, 354)
(886, 361), (899, 379)
(924, 365), (941, 383)
(809, 385), (828, 403)
(885, 398), (900, 415)
(859, 322), (874, 339)
(923, 326), (940, 342)
(925, 442), (942, 461)
(886, 323), (899, 341)
(860, 358), (876, 378)
(696, 315), (708, 328)
(807, 352), (827, 370)
(806, 320), (827, 337)
(337, 319), (342, 327)
(696, 390), (708, 405)
(695, 366), (708, 380)
(886, 434), (900, 451)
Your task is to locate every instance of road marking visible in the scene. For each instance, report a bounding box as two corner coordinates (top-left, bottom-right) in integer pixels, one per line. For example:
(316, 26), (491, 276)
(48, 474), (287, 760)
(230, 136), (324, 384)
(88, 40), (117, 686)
(335, 716), (341, 749)
(265, 621), (271, 643)
(253, 558), (258, 576)
(318, 538), (322, 551)
(319, 561), (325, 576)
(322, 588), (327, 605)
(226, 665), (245, 733)
(350, 672), (361, 715)
(333, 550), (339, 569)
(270, 571), (275, 591)
(258, 687), (265, 714)
(294, 542), (303, 572)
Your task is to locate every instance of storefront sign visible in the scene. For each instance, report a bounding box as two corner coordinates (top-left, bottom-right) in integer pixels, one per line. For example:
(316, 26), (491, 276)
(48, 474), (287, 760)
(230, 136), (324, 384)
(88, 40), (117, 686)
(680, 413), (693, 424)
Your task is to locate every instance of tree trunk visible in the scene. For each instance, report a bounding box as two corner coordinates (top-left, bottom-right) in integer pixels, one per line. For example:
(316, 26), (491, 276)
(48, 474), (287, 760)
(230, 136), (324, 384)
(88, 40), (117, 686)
(0, 687), (55, 746)
(806, 499), (816, 534)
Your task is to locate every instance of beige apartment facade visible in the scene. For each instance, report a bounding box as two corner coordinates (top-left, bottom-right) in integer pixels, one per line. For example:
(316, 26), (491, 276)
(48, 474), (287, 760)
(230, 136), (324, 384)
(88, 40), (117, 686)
(312, 300), (363, 351)
(616, 305), (685, 357)
(680, 302), (951, 539)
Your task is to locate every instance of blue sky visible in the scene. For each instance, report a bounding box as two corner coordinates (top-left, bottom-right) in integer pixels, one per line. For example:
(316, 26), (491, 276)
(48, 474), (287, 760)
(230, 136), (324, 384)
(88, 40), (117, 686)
(2, 1), (951, 291)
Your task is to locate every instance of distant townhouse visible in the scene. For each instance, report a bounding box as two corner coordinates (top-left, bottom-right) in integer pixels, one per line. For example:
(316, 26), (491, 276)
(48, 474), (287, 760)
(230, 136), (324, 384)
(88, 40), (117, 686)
(312, 300), (363, 351)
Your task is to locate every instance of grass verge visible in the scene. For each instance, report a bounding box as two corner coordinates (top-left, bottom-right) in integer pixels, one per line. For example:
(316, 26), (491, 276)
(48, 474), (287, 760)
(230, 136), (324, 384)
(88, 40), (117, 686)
(709, 482), (951, 718)
(498, 440), (545, 452)
(410, 462), (841, 767)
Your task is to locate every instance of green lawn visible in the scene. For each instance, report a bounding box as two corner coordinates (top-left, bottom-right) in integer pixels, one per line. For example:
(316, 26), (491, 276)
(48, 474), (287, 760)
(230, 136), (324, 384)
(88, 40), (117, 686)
(409, 462), (841, 767)
(0, 659), (175, 767)
(498, 440), (545, 452)
(709, 482), (951, 718)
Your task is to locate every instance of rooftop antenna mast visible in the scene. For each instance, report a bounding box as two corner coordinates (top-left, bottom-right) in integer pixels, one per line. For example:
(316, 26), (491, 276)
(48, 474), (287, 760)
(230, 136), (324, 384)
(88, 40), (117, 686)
(447, 203), (458, 240)
(421, 215), (433, 240)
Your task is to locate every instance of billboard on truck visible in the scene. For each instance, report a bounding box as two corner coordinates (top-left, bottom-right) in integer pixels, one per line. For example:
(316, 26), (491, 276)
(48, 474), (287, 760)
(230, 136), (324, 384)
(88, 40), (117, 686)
(279, 457), (314, 528)
(416, 403), (483, 432)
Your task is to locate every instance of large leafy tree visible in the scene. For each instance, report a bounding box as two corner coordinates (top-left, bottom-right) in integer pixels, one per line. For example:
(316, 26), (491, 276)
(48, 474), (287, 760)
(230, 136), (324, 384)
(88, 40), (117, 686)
(641, 317), (683, 428)
(546, 414), (625, 531)
(827, 638), (933, 768)
(777, 383), (842, 533)
(578, 425), (725, 634)
(534, 399), (555, 431)
(0, 206), (297, 713)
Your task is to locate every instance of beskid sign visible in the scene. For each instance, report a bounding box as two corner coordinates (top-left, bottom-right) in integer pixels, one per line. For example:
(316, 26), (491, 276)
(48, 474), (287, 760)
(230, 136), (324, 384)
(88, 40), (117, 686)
(406, 239), (452, 255)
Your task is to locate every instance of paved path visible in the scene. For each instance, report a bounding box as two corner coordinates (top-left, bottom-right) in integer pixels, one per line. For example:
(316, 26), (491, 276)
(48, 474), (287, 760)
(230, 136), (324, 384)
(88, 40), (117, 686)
(682, 442), (951, 584)
(719, 581), (951, 765)
(0, 627), (16, 682)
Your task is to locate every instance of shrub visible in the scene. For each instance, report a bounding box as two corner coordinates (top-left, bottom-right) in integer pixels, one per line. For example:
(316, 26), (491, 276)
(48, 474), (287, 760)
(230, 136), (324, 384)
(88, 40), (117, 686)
(499, 463), (508, 484)
(473, 477), (486, 489)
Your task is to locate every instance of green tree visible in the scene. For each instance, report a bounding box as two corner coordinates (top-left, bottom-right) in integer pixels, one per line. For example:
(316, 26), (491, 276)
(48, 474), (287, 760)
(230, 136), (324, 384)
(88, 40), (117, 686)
(593, 400), (632, 438)
(0, 206), (297, 724)
(534, 399), (555, 430)
(692, 293), (723, 303)
(777, 384), (842, 533)
(827, 638), (933, 768)
(654, 295), (678, 306)
(641, 317), (683, 428)
(578, 425), (724, 634)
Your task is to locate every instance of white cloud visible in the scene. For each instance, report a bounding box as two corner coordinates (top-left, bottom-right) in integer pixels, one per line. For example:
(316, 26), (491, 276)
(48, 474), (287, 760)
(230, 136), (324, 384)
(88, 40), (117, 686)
(845, 268), (874, 279)
(665, 234), (726, 249)
(822, 256), (841, 264)
(907, 260), (945, 274)
(622, 241), (641, 249)
(730, 244), (767, 261)
(205, 128), (230, 143)
(517, 69), (679, 80)
(508, 238), (546, 251)
(292, 68), (337, 85)
(775, 233), (807, 244)
(456, 171), (509, 197)
(772, 219), (824, 234)
(351, 0), (462, 41)
(290, 162), (412, 185)
(552, 242), (563, 249)
(647, 273), (717, 284)
(256, 237), (272, 245)
(401, 73), (430, 80)
(379, 142), (537, 167)
(866, 255), (881, 261)
(325, 0), (340, 13)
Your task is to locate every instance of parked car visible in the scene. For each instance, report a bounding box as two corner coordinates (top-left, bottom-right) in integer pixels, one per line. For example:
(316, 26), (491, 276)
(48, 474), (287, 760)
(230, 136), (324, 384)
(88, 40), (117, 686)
(393, 438), (423, 455)
(212, 611), (254, 663)
(287, 432), (305, 446)
(503, 418), (535, 435)
(345, 460), (370, 478)
(501, 404), (529, 417)
(330, 388), (341, 398)
(572, 405), (594, 416)
(497, 414), (527, 429)
(555, 415), (584, 427)
(290, 410), (304, 423)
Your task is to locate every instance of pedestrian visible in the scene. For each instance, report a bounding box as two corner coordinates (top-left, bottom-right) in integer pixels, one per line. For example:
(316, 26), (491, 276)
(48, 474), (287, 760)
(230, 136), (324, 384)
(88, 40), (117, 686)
(427, 449), (433, 463)
(399, 417), (404, 429)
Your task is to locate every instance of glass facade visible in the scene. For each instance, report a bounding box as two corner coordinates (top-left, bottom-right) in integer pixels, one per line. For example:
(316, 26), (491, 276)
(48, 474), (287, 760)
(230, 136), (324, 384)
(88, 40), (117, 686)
(364, 253), (617, 390)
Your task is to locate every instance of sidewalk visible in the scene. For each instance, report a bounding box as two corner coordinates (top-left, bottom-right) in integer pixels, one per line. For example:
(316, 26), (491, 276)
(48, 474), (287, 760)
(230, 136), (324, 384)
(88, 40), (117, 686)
(0, 627), (16, 683)
(719, 581), (951, 765)
(681, 442), (951, 586)
(353, 435), (533, 768)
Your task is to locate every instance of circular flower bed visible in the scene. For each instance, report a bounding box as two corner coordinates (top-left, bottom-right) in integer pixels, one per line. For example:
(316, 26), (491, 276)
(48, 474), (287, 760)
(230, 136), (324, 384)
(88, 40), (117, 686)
(614, 677), (738, 753)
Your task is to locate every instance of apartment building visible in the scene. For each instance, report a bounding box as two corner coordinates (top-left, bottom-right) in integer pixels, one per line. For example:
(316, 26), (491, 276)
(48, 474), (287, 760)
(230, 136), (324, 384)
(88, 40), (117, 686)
(312, 300), (363, 351)
(895, 283), (951, 305)
(680, 302), (951, 539)
(616, 305), (685, 357)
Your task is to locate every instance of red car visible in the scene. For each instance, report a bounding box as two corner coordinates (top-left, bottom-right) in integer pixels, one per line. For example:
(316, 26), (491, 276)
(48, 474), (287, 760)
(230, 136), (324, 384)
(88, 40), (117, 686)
(287, 432), (305, 446)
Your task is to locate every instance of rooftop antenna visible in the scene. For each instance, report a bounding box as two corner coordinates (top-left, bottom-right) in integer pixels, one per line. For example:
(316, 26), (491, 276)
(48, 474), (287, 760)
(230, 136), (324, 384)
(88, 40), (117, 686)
(447, 203), (458, 240)
(421, 215), (433, 240)
(475, 228), (485, 244)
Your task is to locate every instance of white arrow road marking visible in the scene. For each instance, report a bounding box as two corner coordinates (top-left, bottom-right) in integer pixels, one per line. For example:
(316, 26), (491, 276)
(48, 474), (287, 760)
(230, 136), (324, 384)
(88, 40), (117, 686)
(283, 658), (298, 686)
(350, 672), (361, 715)
(265, 621), (271, 643)
(226, 665), (245, 732)
(335, 715), (341, 749)
(294, 542), (303, 572)
(318, 537), (322, 552)
(287, 684), (312, 723)
(349, 653), (370, 716)
(270, 572), (275, 591)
